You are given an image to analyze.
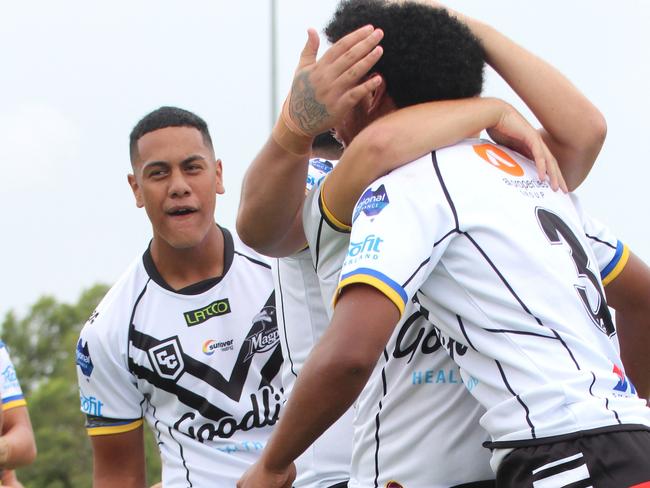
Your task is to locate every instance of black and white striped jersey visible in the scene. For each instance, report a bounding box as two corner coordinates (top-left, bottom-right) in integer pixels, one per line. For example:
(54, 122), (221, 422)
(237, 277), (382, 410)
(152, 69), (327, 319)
(76, 227), (283, 487)
(303, 166), (494, 487)
(273, 158), (354, 488)
(336, 139), (650, 471)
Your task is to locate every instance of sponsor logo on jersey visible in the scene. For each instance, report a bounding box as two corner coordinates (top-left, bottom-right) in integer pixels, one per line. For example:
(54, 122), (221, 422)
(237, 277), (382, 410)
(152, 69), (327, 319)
(473, 143), (524, 177)
(306, 159), (334, 192)
(613, 364), (637, 395)
(353, 184), (389, 222)
(202, 339), (235, 355)
(244, 306), (279, 362)
(80, 391), (103, 416)
(87, 309), (99, 325)
(76, 339), (94, 378)
(344, 234), (384, 266)
(173, 385), (283, 441)
(148, 337), (185, 381)
(184, 298), (231, 327)
(1, 365), (19, 390)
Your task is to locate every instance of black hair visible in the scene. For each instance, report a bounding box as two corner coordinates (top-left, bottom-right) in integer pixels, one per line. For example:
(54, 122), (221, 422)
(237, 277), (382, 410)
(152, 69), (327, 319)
(129, 106), (214, 163)
(324, 0), (485, 108)
(312, 131), (344, 159)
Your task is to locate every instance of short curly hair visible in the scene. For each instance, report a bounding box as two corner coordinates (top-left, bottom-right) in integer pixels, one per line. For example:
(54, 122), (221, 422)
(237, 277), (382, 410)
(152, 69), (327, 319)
(324, 0), (485, 108)
(129, 106), (214, 163)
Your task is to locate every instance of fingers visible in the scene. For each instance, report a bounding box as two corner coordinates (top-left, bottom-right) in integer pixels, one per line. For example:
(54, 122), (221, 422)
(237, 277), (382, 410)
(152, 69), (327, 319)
(339, 75), (383, 112)
(296, 28), (320, 72)
(330, 28), (384, 82)
(338, 44), (383, 87)
(321, 24), (375, 65)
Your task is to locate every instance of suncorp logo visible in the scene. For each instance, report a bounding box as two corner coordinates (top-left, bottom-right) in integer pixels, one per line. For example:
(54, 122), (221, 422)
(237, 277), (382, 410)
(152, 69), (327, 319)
(473, 143), (524, 176)
(203, 339), (235, 355)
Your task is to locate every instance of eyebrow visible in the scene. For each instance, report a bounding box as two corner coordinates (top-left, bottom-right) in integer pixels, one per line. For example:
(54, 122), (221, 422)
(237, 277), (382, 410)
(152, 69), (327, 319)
(141, 155), (206, 171)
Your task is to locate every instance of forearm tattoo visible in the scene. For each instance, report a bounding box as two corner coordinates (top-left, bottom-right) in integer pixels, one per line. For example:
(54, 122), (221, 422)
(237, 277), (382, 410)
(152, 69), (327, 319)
(290, 71), (329, 134)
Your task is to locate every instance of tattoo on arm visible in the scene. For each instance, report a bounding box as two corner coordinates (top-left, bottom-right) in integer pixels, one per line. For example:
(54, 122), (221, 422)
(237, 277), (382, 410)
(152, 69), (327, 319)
(290, 71), (330, 133)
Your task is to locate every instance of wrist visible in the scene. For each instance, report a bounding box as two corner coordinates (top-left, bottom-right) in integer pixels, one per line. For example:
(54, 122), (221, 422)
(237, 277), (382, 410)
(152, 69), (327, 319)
(271, 98), (314, 157)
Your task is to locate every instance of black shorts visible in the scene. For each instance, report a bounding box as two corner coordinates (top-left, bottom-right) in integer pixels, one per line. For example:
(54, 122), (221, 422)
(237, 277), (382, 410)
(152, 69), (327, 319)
(496, 429), (650, 488)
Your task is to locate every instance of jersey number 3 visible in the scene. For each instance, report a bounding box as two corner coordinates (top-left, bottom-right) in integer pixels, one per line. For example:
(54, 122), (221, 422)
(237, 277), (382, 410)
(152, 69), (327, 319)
(536, 207), (615, 337)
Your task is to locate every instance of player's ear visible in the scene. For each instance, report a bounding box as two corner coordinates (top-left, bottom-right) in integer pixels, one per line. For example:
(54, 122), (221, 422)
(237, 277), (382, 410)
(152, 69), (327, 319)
(215, 159), (225, 195)
(365, 74), (387, 115)
(127, 173), (145, 208)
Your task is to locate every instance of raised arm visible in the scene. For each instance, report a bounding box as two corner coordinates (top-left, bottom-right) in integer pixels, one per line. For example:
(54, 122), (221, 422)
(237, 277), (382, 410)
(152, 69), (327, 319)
(449, 6), (607, 190)
(91, 427), (146, 488)
(236, 26), (384, 257)
(322, 96), (559, 225)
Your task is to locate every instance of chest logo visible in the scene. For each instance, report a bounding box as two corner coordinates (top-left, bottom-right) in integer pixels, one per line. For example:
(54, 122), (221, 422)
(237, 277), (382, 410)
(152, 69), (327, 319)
(184, 298), (231, 327)
(148, 337), (185, 381)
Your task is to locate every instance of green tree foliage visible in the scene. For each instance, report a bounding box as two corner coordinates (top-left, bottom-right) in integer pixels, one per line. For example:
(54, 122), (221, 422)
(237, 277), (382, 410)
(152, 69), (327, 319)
(1, 285), (162, 487)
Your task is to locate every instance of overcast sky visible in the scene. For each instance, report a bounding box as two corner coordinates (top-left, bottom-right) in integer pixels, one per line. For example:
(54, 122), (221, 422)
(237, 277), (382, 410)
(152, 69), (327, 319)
(1, 0), (649, 318)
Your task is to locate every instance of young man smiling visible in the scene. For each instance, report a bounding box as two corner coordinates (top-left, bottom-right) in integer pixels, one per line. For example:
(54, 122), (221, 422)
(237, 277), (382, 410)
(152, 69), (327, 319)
(76, 107), (283, 487)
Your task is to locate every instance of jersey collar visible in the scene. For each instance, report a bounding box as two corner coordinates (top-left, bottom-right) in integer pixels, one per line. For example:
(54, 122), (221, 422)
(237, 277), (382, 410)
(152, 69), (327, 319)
(142, 224), (235, 295)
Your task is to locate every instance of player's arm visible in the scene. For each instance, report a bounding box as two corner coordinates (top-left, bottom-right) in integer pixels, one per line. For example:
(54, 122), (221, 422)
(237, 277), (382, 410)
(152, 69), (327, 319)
(91, 426), (146, 488)
(237, 285), (399, 488)
(322, 96), (559, 225)
(237, 26), (384, 257)
(448, 5), (606, 190)
(603, 250), (650, 400)
(0, 406), (36, 470)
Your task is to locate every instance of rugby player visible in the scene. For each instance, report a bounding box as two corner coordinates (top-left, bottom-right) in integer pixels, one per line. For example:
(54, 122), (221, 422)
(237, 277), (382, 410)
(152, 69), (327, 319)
(240, 19), (561, 488)
(237, 1), (649, 487)
(0, 341), (37, 487)
(75, 107), (283, 487)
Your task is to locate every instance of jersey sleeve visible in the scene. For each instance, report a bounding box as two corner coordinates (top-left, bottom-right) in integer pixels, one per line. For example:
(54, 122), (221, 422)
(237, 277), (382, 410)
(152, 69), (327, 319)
(571, 194), (630, 286)
(0, 341), (27, 411)
(303, 171), (355, 310)
(76, 308), (144, 436)
(334, 156), (456, 317)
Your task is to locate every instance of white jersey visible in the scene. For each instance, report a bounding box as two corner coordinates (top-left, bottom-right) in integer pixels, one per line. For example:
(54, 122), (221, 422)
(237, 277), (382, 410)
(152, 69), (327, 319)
(336, 140), (650, 471)
(76, 228), (283, 488)
(0, 341), (27, 412)
(303, 167), (493, 487)
(273, 158), (353, 488)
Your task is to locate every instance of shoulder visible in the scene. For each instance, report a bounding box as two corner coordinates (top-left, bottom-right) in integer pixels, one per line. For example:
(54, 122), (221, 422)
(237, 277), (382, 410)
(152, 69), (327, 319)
(230, 230), (273, 271)
(80, 256), (148, 343)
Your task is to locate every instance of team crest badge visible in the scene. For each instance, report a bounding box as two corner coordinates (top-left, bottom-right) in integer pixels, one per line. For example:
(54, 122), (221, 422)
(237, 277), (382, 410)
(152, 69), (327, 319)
(148, 337), (185, 381)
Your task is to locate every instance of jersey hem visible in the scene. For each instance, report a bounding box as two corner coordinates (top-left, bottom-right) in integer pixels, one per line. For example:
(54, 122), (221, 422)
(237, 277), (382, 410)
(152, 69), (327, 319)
(484, 423), (650, 449)
(320, 185), (352, 233)
(601, 242), (629, 286)
(335, 269), (406, 316)
(1, 398), (27, 411)
(87, 418), (144, 436)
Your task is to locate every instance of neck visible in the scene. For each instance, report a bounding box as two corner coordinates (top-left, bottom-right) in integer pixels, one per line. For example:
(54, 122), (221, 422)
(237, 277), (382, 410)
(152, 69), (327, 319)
(150, 224), (224, 290)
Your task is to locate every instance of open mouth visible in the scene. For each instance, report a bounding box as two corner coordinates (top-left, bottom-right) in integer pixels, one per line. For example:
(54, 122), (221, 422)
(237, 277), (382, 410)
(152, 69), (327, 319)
(166, 206), (198, 217)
